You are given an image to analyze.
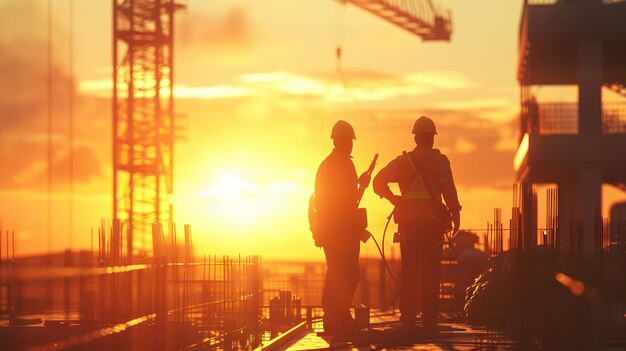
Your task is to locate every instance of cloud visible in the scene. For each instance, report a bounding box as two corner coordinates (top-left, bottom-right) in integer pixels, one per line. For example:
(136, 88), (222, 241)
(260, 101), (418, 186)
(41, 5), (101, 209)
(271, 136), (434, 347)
(454, 137), (478, 154)
(80, 69), (475, 103)
(0, 40), (74, 134)
(1, 142), (104, 191)
(404, 71), (472, 90)
(0, 0), (48, 42)
(435, 98), (512, 110)
(80, 80), (251, 100)
(78, 79), (111, 96)
(0, 0), (109, 193)
(177, 5), (251, 60)
(175, 84), (250, 99)
(0, 0), (77, 136)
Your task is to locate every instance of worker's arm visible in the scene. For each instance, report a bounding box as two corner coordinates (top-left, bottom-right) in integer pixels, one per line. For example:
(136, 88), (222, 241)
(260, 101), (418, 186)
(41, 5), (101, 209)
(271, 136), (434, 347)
(373, 157), (402, 207)
(439, 155), (462, 233)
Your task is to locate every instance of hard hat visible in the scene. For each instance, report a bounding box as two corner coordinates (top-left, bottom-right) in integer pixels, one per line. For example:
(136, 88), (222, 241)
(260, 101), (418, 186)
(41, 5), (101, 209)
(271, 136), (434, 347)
(330, 120), (356, 139)
(412, 116), (438, 135)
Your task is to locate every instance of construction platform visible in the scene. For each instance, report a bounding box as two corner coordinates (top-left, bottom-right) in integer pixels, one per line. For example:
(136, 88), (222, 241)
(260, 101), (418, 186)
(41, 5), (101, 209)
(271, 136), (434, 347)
(260, 312), (516, 351)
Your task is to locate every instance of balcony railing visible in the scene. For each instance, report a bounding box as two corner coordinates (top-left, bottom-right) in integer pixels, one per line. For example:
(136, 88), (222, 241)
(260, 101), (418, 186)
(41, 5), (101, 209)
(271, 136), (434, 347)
(520, 101), (626, 135)
(603, 102), (626, 133)
(526, 0), (625, 4)
(538, 103), (579, 134)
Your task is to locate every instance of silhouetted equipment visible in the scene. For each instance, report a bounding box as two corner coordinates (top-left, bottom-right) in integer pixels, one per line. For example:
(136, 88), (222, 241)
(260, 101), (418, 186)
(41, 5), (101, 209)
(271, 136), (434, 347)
(354, 304), (370, 329)
(356, 153), (378, 205)
(339, 0), (452, 41)
(113, 0), (186, 260)
(516, 0), (626, 257)
(355, 154), (378, 243)
(269, 291), (302, 325)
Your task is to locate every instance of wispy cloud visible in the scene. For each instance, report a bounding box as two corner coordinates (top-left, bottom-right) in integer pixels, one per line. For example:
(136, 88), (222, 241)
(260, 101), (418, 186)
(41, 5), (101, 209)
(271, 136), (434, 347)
(79, 69), (475, 103)
(404, 71), (472, 90)
(435, 98), (512, 110)
(175, 85), (250, 99)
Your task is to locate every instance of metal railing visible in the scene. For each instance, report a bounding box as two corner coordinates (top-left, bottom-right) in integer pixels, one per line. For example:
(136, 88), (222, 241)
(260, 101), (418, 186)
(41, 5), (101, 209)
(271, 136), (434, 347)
(602, 102), (626, 133)
(537, 102), (579, 134)
(526, 0), (626, 4)
(520, 101), (626, 135)
(526, 0), (559, 4)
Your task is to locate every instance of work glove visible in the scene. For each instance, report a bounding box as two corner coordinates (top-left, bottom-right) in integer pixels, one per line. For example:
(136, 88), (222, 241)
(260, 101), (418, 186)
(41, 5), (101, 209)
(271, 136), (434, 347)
(358, 172), (371, 188)
(451, 211), (461, 235)
(360, 229), (371, 243)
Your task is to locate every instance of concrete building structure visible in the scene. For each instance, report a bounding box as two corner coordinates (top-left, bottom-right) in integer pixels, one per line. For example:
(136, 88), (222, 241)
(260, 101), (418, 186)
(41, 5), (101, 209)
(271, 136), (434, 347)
(515, 0), (626, 257)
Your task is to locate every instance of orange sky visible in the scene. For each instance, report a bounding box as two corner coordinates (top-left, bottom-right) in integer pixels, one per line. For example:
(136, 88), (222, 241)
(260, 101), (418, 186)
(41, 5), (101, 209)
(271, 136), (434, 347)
(0, 0), (624, 260)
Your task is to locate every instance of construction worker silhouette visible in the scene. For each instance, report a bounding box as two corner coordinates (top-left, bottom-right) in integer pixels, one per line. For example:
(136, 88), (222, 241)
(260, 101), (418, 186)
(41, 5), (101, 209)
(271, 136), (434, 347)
(373, 116), (461, 331)
(313, 120), (370, 332)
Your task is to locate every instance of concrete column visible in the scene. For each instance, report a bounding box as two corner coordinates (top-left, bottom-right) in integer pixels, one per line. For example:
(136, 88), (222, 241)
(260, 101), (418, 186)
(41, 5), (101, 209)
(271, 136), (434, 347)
(577, 38), (603, 135)
(578, 169), (602, 258)
(558, 170), (602, 258)
(558, 175), (579, 254)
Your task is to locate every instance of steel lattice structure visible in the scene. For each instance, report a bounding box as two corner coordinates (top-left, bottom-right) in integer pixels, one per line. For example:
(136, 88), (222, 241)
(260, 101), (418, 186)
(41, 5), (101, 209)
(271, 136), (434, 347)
(341, 0), (452, 41)
(113, 0), (183, 259)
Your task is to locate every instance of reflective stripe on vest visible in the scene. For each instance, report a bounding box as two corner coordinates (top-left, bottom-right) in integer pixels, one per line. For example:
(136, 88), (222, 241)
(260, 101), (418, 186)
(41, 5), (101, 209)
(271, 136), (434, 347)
(402, 153), (432, 201)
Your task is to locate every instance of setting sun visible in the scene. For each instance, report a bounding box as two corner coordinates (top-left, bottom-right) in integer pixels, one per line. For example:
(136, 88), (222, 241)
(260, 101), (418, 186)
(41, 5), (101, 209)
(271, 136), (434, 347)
(194, 170), (307, 233)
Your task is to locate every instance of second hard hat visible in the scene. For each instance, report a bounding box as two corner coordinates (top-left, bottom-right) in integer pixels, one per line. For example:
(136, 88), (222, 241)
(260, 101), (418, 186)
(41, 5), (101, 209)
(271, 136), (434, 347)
(412, 115), (438, 135)
(331, 120), (356, 140)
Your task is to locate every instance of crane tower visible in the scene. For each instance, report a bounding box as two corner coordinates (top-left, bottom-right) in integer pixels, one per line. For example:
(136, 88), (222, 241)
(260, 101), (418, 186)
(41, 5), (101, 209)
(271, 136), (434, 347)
(113, 0), (184, 260)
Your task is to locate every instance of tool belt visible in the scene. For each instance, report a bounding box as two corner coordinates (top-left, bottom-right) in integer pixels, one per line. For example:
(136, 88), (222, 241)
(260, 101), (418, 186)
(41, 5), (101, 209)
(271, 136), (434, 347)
(309, 203), (367, 247)
(394, 200), (452, 233)
(432, 201), (453, 232)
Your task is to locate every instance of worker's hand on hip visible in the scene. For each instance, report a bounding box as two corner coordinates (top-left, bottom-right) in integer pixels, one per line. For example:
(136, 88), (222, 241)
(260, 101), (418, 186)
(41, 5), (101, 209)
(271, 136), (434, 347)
(358, 172), (371, 188)
(387, 194), (402, 207)
(452, 212), (461, 235)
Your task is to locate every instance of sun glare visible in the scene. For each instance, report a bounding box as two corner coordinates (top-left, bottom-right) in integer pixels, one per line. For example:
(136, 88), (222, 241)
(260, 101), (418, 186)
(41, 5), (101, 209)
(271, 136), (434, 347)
(196, 172), (306, 230)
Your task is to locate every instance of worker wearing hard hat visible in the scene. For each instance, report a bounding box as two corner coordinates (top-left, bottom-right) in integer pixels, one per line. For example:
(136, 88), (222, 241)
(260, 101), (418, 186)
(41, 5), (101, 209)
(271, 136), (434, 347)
(373, 116), (461, 332)
(312, 120), (371, 332)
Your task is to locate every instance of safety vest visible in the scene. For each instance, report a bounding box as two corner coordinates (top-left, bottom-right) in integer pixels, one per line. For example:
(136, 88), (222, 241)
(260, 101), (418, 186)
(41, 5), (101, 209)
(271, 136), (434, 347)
(397, 151), (442, 221)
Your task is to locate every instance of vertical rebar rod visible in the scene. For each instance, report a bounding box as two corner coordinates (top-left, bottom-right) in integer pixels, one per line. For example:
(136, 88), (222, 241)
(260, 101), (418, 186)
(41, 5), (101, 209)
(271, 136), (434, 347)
(46, 0), (53, 255)
(11, 231), (15, 317)
(68, 0), (74, 249)
(1, 229), (3, 312)
(213, 255), (216, 335)
(222, 255), (225, 340)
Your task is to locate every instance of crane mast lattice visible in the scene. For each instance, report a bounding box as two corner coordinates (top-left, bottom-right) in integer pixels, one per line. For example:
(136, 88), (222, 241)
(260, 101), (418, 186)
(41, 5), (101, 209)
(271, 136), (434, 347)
(113, 0), (184, 260)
